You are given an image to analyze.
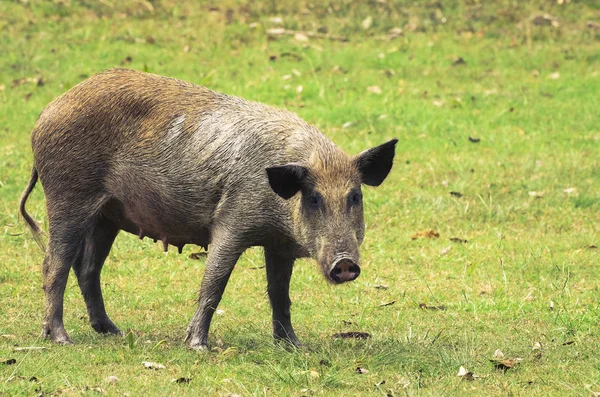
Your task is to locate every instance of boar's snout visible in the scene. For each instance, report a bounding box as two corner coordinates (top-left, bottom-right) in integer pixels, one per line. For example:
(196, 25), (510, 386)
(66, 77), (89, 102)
(329, 258), (361, 283)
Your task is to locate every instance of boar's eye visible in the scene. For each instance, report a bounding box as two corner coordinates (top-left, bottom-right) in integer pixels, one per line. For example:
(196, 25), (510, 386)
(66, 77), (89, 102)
(348, 190), (362, 207)
(307, 192), (323, 210)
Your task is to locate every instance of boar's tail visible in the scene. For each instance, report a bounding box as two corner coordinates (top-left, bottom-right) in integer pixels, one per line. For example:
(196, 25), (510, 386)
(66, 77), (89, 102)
(19, 167), (47, 252)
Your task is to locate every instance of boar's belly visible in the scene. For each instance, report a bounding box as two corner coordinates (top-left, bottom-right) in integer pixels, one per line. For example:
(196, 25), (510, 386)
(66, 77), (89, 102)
(101, 198), (211, 249)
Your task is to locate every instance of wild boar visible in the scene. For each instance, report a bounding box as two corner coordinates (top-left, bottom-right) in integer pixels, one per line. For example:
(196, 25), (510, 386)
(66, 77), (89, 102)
(19, 68), (397, 350)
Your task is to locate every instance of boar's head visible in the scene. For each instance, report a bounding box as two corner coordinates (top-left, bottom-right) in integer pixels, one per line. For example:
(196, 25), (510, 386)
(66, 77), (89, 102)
(267, 139), (397, 284)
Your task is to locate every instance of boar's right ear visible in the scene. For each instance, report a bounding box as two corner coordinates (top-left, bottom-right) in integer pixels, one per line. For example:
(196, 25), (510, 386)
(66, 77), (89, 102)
(266, 164), (309, 200)
(354, 139), (398, 186)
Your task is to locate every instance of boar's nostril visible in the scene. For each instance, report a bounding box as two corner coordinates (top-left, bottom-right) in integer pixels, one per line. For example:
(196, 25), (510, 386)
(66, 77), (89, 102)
(329, 259), (360, 283)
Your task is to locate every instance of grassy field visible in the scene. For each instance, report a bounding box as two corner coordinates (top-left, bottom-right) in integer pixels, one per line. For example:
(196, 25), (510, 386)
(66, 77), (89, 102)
(1, 0), (599, 395)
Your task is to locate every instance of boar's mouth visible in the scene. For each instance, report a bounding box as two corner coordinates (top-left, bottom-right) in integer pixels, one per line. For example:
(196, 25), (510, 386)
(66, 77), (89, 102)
(325, 257), (361, 284)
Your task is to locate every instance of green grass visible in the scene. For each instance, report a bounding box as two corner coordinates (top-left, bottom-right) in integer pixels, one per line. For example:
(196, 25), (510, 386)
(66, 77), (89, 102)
(1, 0), (600, 395)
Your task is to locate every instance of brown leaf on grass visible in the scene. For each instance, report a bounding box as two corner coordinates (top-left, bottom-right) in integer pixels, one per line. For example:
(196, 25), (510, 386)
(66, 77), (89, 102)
(1, 358), (16, 365)
(104, 376), (119, 384)
(457, 366), (476, 381)
(531, 14), (559, 27)
(490, 352), (521, 371)
(355, 366), (369, 374)
(332, 332), (372, 340)
(412, 229), (440, 240)
(419, 303), (446, 311)
(450, 237), (468, 244)
(562, 340), (575, 346)
(13, 346), (46, 352)
(468, 136), (480, 143)
(266, 28), (348, 42)
(452, 57), (466, 66)
(280, 52), (303, 61)
(367, 85), (382, 94)
(188, 252), (207, 260)
(142, 361), (166, 370)
(379, 301), (396, 307)
(528, 191), (544, 198)
(172, 377), (191, 384)
(374, 284), (389, 290)
(361, 16), (373, 30)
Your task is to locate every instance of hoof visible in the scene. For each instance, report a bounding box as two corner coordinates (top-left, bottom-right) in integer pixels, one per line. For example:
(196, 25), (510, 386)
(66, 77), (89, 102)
(43, 327), (74, 345)
(91, 320), (122, 336)
(188, 342), (209, 352)
(274, 334), (302, 348)
(185, 333), (208, 351)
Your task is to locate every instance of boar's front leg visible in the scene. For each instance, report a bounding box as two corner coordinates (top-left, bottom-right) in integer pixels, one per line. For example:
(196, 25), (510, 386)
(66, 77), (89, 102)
(265, 247), (300, 347)
(185, 230), (242, 351)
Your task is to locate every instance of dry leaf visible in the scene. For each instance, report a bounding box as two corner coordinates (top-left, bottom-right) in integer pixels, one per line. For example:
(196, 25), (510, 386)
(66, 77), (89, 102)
(532, 342), (542, 350)
(528, 191), (544, 198)
(563, 187), (577, 195)
(419, 303), (446, 311)
(188, 252), (207, 260)
(374, 284), (388, 290)
(531, 14), (559, 27)
(379, 301), (396, 307)
(361, 16), (373, 30)
(452, 57), (466, 66)
(367, 86), (382, 94)
(356, 367), (369, 374)
(294, 33), (309, 42)
(412, 229), (440, 240)
(142, 361), (166, 370)
(549, 72), (560, 80)
(491, 358), (520, 371)
(13, 346), (46, 351)
(457, 366), (476, 381)
(493, 349), (505, 359)
(171, 377), (191, 384)
(105, 376), (119, 384)
(332, 332), (372, 339)
(431, 100), (444, 107)
(441, 246), (452, 255)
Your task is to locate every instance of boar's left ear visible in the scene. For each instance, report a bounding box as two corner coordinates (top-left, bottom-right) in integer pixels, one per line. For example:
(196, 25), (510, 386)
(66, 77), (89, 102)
(353, 139), (398, 186)
(266, 164), (309, 200)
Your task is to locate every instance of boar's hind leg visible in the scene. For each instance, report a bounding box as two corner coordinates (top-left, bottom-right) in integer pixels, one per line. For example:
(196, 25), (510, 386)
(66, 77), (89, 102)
(185, 231), (242, 351)
(72, 216), (121, 335)
(42, 220), (88, 344)
(265, 248), (300, 347)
